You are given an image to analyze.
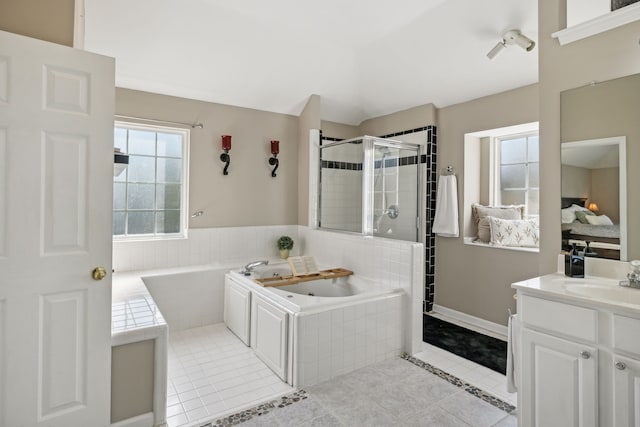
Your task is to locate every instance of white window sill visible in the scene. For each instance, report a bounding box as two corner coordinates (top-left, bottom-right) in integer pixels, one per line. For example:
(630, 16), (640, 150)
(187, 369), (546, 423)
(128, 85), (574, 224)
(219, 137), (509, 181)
(113, 233), (187, 242)
(552, 2), (640, 45)
(463, 237), (539, 253)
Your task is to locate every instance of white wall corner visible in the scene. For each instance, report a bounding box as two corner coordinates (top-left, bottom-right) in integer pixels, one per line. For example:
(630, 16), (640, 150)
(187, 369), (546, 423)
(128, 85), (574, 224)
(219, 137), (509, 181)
(408, 243), (425, 355)
(308, 129), (320, 228)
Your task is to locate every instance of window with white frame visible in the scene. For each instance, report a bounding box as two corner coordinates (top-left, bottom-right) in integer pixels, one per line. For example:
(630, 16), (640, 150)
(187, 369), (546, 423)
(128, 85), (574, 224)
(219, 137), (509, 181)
(492, 132), (539, 220)
(113, 122), (189, 238)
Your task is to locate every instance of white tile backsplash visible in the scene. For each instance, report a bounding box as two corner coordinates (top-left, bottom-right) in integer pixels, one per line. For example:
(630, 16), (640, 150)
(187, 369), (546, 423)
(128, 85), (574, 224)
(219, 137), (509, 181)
(113, 225), (300, 273)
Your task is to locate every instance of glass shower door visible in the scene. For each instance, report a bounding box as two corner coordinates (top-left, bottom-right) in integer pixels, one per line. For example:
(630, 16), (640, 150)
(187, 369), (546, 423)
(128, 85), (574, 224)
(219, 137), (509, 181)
(370, 142), (420, 241)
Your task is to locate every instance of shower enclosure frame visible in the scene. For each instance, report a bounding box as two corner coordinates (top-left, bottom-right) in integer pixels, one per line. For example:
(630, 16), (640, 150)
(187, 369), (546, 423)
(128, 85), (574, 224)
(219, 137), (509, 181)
(318, 135), (422, 242)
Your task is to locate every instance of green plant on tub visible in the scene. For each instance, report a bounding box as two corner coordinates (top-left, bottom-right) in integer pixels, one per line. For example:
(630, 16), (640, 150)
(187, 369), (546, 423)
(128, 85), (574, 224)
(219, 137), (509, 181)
(277, 236), (294, 259)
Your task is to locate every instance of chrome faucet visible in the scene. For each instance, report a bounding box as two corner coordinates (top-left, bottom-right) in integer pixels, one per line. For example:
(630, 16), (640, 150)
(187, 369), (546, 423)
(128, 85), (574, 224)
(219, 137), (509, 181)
(620, 260), (640, 289)
(240, 260), (269, 276)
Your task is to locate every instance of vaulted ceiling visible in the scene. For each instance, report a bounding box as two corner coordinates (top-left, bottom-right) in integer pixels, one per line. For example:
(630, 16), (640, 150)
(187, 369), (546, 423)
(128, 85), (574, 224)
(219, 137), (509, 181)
(84, 0), (538, 125)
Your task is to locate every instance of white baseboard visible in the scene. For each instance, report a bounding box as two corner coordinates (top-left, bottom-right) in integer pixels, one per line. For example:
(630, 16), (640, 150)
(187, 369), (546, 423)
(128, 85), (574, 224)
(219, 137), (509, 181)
(431, 304), (508, 340)
(111, 412), (156, 427)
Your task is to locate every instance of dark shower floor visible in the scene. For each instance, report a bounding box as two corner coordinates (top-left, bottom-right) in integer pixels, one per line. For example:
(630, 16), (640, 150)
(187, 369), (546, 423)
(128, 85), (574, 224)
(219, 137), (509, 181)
(423, 314), (507, 375)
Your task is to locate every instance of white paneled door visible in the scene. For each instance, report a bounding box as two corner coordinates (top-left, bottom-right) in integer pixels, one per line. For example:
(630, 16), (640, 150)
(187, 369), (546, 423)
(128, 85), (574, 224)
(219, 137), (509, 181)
(0, 30), (114, 427)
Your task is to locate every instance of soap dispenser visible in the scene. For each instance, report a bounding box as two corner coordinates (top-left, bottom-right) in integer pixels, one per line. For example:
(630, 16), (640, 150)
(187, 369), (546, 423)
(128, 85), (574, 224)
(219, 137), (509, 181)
(564, 244), (575, 276)
(565, 243), (584, 278)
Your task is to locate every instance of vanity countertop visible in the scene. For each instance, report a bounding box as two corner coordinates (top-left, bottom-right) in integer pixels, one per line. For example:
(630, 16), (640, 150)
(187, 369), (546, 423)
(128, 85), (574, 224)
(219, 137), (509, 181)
(512, 272), (640, 314)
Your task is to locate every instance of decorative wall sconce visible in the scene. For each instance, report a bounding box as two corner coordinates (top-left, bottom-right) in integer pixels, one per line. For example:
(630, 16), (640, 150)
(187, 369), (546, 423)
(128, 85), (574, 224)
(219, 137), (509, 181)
(269, 140), (279, 177)
(220, 135), (231, 175)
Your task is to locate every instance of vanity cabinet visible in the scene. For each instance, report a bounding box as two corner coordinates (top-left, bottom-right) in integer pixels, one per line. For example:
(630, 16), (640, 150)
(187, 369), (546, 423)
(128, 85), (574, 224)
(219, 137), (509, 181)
(520, 328), (598, 427)
(224, 275), (251, 345)
(517, 291), (640, 427)
(251, 293), (289, 381)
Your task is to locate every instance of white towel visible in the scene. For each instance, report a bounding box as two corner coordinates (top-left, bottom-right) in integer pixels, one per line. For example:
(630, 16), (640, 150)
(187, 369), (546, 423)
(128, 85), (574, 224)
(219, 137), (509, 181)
(432, 175), (459, 237)
(506, 313), (519, 393)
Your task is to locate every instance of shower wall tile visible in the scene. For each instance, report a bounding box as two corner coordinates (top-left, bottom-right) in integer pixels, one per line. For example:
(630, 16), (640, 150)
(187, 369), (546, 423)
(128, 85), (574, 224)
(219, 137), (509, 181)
(424, 125), (438, 312)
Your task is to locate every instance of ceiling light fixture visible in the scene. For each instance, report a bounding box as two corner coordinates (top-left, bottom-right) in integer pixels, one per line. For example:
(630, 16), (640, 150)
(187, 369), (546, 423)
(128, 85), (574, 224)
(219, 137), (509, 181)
(487, 29), (536, 60)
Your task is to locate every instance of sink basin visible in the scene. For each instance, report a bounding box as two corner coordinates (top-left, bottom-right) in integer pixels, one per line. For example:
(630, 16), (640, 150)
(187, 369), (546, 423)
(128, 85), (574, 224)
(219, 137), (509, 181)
(563, 283), (640, 305)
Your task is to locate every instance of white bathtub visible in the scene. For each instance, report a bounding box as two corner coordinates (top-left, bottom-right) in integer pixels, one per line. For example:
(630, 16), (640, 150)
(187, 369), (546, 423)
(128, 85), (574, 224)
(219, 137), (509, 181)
(241, 264), (399, 312)
(140, 265), (229, 331)
(228, 265), (405, 387)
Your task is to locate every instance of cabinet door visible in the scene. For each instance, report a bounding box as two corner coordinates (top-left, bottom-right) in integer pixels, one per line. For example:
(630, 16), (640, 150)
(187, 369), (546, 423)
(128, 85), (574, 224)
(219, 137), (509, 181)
(520, 328), (597, 427)
(252, 294), (288, 381)
(613, 354), (640, 427)
(224, 276), (251, 346)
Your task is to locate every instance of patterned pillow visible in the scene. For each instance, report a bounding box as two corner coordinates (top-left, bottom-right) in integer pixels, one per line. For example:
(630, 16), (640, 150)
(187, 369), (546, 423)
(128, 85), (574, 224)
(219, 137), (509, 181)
(472, 204), (525, 242)
(575, 210), (595, 224)
(489, 217), (539, 247)
(585, 214), (614, 226)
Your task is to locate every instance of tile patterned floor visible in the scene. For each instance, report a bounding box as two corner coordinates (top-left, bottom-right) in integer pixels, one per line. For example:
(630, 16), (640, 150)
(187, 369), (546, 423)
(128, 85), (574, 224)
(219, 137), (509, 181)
(206, 357), (516, 426)
(168, 322), (517, 426)
(166, 323), (294, 427)
(415, 342), (517, 407)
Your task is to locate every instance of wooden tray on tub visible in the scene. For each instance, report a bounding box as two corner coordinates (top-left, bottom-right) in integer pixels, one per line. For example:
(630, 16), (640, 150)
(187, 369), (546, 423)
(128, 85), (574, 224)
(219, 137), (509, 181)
(254, 268), (353, 288)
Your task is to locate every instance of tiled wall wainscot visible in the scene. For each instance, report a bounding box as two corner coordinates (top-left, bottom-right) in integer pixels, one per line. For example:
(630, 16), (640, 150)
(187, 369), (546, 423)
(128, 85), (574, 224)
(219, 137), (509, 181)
(293, 293), (403, 387)
(112, 225), (300, 272)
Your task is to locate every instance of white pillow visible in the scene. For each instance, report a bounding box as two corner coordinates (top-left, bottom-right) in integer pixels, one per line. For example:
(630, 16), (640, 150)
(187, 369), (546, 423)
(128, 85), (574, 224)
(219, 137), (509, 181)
(585, 214), (614, 226)
(489, 217), (540, 247)
(561, 208), (577, 224)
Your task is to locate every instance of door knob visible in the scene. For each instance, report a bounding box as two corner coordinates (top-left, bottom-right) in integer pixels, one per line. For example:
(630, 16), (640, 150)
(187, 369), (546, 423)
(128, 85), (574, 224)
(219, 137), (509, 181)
(92, 267), (107, 280)
(615, 361), (627, 371)
(580, 351), (591, 359)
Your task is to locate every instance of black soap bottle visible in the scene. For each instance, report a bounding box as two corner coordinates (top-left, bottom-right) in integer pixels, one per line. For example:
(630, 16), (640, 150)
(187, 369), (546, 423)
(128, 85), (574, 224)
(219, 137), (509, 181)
(565, 243), (576, 276)
(570, 243), (585, 278)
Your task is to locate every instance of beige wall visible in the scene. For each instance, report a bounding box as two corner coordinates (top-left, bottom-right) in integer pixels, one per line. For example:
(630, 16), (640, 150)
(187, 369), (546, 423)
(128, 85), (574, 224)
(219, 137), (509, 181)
(117, 88), (299, 228)
(321, 121), (360, 140)
(436, 84), (539, 325)
(111, 340), (155, 423)
(591, 167), (620, 223)
(0, 0), (75, 46)
(561, 165), (591, 198)
(538, 1), (640, 271)
(359, 104), (437, 136)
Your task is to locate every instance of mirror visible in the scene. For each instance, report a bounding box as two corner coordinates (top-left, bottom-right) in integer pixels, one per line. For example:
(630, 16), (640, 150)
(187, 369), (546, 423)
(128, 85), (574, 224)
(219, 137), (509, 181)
(561, 73), (640, 261)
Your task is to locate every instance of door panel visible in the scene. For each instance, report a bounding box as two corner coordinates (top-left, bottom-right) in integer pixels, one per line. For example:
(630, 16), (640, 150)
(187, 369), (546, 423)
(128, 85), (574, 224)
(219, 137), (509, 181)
(252, 295), (288, 381)
(39, 290), (88, 419)
(0, 30), (114, 427)
(0, 56), (7, 103)
(43, 66), (90, 114)
(521, 328), (597, 427)
(224, 277), (251, 346)
(613, 354), (640, 427)
(0, 128), (6, 256)
(42, 132), (88, 254)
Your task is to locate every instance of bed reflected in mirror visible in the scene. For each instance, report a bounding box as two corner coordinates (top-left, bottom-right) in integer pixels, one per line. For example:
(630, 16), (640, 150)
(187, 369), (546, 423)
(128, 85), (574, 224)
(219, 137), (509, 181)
(560, 138), (626, 260)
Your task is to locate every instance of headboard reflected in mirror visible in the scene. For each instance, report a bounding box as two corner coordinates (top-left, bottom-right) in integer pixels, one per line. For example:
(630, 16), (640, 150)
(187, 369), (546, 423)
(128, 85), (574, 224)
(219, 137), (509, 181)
(561, 197), (587, 209)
